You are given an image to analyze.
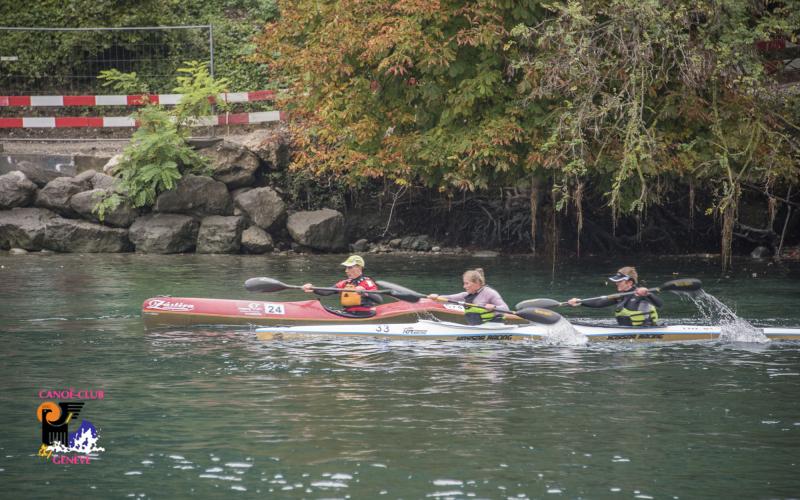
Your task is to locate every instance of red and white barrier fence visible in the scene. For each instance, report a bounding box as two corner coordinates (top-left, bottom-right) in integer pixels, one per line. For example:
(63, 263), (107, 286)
(0, 89), (283, 128)
(0, 111), (284, 128)
(0, 90), (276, 107)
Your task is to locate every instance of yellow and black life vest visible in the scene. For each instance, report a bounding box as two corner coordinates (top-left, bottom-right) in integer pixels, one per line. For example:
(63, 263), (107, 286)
(614, 296), (659, 326)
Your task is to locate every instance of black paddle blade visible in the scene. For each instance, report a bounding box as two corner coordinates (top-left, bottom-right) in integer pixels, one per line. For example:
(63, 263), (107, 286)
(244, 277), (288, 293)
(375, 280), (425, 302)
(515, 298), (562, 310)
(659, 278), (702, 293)
(515, 307), (563, 325)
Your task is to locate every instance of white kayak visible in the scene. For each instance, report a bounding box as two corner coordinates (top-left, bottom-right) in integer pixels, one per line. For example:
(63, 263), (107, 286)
(256, 319), (800, 342)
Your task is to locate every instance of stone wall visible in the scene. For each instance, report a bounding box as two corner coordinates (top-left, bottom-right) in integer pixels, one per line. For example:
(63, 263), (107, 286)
(0, 130), (354, 255)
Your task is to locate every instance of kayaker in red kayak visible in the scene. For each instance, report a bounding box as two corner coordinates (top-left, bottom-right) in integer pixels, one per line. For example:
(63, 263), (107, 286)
(302, 255), (382, 316)
(566, 266), (663, 326)
(428, 268), (508, 325)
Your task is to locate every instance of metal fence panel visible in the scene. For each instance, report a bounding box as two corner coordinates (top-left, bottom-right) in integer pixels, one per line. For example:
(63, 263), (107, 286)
(0, 26), (212, 94)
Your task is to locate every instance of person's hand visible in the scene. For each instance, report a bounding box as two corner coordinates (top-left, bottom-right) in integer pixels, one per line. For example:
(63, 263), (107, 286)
(302, 283), (314, 293)
(567, 298), (581, 307)
(483, 303), (496, 311)
(634, 287), (649, 297)
(428, 293), (439, 300)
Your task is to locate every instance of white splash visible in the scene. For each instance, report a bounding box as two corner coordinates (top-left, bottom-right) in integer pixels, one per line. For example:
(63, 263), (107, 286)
(688, 291), (769, 343)
(542, 319), (588, 346)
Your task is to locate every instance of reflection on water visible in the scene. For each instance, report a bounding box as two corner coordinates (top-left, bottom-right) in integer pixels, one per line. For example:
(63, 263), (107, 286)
(1, 254), (800, 497)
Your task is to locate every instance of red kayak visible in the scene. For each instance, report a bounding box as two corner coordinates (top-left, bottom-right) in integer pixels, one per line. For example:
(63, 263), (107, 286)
(141, 296), (471, 327)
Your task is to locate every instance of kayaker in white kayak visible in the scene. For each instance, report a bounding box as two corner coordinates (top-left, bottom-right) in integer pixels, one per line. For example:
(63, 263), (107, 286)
(428, 268), (509, 325)
(302, 255), (382, 316)
(566, 266), (663, 326)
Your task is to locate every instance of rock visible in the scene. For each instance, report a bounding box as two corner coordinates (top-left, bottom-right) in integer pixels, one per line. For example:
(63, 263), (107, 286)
(198, 140), (262, 189)
(103, 154), (124, 174)
(0, 207), (58, 250)
(0, 171), (38, 209)
(388, 238), (402, 248)
(351, 238), (369, 252)
(196, 215), (245, 254)
(400, 235), (432, 251)
(225, 127), (291, 169)
(241, 225), (274, 254)
(42, 218), (132, 253)
(6, 161), (66, 187)
(91, 172), (118, 190)
(34, 176), (91, 217)
(70, 189), (138, 228)
(9, 248), (28, 255)
(432, 246), (441, 252)
(286, 208), (347, 251)
(73, 169), (97, 184)
(233, 186), (286, 230)
(472, 250), (500, 258)
(153, 174), (232, 216)
(750, 246), (771, 259)
(128, 214), (199, 254)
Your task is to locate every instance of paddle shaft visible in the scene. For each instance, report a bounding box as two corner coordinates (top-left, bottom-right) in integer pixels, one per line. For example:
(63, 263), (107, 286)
(245, 277), (421, 302)
(572, 282), (689, 305)
(429, 295), (562, 325)
(374, 280), (562, 324)
(431, 296), (516, 316)
(516, 278), (703, 310)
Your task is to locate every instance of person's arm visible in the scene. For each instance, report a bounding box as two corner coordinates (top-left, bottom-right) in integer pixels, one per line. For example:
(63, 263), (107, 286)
(301, 282), (339, 296)
(436, 291), (468, 301)
(578, 297), (617, 308)
(360, 277), (383, 304)
(634, 287), (663, 307)
(483, 288), (508, 311)
(646, 293), (663, 308)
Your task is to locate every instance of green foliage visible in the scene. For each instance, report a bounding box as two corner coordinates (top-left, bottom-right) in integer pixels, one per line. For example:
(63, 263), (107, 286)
(98, 69), (150, 94)
(173, 61), (231, 124)
(0, 0), (278, 92)
(93, 66), (221, 218)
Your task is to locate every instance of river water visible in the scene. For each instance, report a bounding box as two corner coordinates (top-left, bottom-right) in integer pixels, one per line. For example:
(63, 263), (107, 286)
(2, 253), (799, 498)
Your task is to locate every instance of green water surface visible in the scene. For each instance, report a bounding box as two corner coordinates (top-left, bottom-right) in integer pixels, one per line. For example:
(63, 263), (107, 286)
(1, 253), (799, 498)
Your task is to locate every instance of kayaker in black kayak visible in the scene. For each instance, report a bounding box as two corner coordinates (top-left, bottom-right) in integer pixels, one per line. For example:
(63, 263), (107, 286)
(428, 268), (509, 325)
(302, 255), (382, 316)
(566, 266), (662, 326)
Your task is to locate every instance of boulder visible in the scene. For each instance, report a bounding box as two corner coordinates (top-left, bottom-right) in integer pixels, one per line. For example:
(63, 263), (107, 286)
(196, 215), (245, 254)
(42, 218), (132, 253)
(0, 207), (58, 250)
(73, 169), (97, 185)
(233, 186), (286, 231)
(34, 176), (91, 217)
(70, 189), (138, 228)
(102, 154), (124, 175)
(4, 160), (66, 187)
(91, 172), (119, 190)
(241, 225), (274, 254)
(0, 171), (38, 209)
(198, 140), (262, 189)
(153, 174), (232, 216)
(351, 238), (369, 252)
(128, 214), (199, 254)
(286, 208), (347, 251)
(400, 235), (432, 251)
(750, 246), (771, 259)
(225, 127), (291, 169)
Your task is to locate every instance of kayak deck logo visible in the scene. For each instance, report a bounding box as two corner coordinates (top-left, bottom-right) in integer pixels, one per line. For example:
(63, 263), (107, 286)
(36, 390), (105, 464)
